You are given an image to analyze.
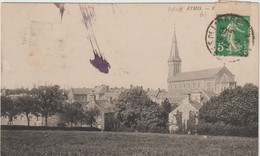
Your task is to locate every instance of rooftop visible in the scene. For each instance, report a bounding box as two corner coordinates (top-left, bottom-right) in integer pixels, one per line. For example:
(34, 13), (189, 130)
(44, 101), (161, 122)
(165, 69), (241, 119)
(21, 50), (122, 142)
(72, 88), (93, 95)
(168, 67), (223, 82)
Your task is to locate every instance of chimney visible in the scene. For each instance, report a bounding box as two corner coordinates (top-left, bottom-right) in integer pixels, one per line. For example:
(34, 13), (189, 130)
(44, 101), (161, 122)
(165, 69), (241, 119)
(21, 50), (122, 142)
(158, 88), (160, 92)
(141, 86), (143, 90)
(183, 93), (191, 103)
(148, 88), (150, 91)
(130, 84), (133, 89)
(106, 85), (109, 91)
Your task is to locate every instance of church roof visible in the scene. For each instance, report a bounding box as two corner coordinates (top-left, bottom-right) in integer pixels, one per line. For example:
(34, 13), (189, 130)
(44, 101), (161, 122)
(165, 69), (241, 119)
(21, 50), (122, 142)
(168, 67), (223, 82)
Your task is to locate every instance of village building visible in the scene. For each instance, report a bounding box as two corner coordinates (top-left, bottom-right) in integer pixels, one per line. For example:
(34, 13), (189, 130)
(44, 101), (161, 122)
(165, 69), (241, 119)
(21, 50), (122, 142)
(68, 85), (124, 130)
(1, 85), (124, 130)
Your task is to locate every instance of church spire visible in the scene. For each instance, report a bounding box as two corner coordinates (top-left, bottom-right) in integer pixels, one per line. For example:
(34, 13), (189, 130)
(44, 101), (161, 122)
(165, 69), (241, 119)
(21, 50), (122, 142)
(168, 24), (181, 62)
(167, 24), (182, 79)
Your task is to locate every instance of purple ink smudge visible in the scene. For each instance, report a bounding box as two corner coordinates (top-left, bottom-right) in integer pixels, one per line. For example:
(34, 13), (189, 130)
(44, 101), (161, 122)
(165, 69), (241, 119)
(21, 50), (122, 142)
(90, 50), (111, 74)
(79, 5), (96, 29)
(79, 4), (111, 74)
(55, 4), (111, 74)
(54, 3), (65, 22)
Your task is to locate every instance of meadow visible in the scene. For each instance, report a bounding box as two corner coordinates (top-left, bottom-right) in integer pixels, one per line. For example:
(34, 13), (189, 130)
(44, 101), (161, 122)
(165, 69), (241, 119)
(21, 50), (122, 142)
(1, 130), (258, 156)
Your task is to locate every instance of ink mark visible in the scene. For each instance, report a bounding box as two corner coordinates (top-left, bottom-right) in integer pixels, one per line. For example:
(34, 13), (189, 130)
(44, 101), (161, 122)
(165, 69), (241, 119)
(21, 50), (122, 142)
(54, 3), (65, 22)
(79, 4), (96, 29)
(79, 4), (111, 74)
(90, 50), (111, 74)
(55, 4), (111, 73)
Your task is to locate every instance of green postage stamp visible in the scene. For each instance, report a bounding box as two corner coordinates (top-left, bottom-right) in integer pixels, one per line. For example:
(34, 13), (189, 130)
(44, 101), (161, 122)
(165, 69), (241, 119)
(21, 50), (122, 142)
(215, 14), (250, 57)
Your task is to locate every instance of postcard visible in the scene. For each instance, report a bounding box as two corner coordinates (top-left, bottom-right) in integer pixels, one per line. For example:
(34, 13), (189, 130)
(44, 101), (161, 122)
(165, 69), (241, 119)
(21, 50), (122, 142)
(1, 2), (259, 155)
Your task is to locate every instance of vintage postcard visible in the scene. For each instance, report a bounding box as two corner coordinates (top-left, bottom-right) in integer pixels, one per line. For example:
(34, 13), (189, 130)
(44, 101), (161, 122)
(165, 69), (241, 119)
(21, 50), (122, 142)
(1, 2), (259, 155)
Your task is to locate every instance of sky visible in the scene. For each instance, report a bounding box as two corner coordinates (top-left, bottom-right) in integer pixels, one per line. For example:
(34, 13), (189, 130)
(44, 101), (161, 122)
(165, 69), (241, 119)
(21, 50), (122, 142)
(1, 3), (259, 90)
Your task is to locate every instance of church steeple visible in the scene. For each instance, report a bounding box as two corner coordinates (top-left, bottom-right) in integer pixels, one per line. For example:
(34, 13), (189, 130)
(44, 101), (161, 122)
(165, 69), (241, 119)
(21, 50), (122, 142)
(168, 24), (181, 62)
(168, 24), (182, 77)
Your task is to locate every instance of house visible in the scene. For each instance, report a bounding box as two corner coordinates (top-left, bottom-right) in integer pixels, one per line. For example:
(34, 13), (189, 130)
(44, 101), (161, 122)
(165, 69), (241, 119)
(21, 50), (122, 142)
(86, 93), (119, 130)
(168, 93), (202, 133)
(68, 87), (93, 103)
(68, 86), (122, 130)
(1, 93), (44, 126)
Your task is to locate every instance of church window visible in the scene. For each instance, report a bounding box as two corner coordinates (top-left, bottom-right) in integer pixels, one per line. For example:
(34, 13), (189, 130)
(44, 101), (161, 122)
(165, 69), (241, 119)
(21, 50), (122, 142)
(179, 84), (181, 89)
(198, 82), (201, 88)
(193, 83), (195, 88)
(183, 84), (186, 89)
(188, 83), (190, 89)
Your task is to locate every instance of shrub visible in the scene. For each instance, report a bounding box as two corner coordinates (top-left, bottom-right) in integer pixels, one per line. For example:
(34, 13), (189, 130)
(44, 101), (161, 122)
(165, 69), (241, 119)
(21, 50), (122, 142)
(197, 122), (258, 137)
(149, 126), (169, 133)
(1, 125), (101, 131)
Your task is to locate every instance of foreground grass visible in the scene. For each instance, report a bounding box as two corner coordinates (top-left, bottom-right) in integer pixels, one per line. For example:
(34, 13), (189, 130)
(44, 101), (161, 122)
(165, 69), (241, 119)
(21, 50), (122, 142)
(1, 130), (258, 156)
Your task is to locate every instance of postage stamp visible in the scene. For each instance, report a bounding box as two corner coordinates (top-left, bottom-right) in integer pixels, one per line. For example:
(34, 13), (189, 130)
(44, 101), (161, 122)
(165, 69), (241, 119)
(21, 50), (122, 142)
(205, 13), (254, 60)
(215, 14), (250, 57)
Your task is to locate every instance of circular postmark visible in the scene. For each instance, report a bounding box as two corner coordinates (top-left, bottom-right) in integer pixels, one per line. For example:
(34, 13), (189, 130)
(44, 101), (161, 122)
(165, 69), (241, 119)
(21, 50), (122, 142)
(205, 13), (255, 62)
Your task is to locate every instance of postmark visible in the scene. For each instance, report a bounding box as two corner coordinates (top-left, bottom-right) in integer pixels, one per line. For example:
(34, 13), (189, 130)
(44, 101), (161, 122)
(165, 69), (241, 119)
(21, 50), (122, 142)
(205, 13), (255, 61)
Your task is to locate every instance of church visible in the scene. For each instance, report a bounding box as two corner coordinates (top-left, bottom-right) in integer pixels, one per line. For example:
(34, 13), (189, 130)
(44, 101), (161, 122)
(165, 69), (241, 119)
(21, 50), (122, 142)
(167, 28), (236, 94)
(167, 27), (237, 133)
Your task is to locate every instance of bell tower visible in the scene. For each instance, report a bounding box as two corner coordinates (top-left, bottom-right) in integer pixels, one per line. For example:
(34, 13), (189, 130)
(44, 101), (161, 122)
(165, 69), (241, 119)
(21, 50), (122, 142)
(168, 25), (182, 79)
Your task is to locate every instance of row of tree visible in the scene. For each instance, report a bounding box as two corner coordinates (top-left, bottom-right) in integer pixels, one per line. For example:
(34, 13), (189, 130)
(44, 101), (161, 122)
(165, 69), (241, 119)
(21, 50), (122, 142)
(199, 83), (258, 127)
(59, 103), (100, 127)
(2, 86), (172, 131)
(198, 83), (258, 137)
(1, 85), (100, 127)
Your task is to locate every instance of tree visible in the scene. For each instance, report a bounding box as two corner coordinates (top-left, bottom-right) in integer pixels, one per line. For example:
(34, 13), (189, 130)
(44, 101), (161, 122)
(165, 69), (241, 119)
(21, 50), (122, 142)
(85, 107), (100, 127)
(199, 83), (258, 127)
(17, 95), (39, 126)
(1, 96), (20, 125)
(159, 98), (172, 129)
(59, 102), (84, 127)
(32, 85), (65, 126)
(4, 88), (30, 96)
(187, 111), (197, 134)
(115, 88), (163, 132)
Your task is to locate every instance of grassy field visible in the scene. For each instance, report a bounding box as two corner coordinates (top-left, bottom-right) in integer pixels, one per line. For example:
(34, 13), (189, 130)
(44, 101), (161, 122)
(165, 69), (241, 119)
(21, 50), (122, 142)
(1, 130), (258, 156)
